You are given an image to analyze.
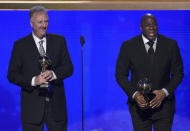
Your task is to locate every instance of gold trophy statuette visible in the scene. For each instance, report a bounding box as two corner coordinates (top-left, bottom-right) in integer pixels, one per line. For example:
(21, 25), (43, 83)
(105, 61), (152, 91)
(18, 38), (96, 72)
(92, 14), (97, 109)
(39, 55), (51, 88)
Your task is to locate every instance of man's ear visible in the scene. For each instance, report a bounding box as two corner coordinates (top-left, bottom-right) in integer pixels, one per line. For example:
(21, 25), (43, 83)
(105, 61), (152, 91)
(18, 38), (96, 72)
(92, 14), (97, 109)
(30, 20), (33, 28)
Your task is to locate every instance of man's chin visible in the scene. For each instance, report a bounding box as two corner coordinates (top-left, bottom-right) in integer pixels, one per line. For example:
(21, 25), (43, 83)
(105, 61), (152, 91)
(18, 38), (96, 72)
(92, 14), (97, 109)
(147, 36), (156, 41)
(36, 34), (46, 39)
(40, 33), (46, 38)
(40, 30), (47, 35)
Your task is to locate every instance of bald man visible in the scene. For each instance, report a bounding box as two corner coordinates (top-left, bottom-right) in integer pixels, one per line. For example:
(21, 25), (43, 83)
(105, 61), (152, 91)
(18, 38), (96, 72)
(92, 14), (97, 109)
(116, 14), (183, 131)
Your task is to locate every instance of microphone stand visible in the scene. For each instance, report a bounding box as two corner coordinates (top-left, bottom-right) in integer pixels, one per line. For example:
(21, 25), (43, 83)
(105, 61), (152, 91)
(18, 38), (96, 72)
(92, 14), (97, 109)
(80, 36), (85, 131)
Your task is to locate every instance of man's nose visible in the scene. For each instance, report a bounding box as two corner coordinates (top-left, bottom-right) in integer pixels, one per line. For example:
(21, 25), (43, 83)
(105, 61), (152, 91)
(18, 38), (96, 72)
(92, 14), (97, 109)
(149, 25), (155, 30)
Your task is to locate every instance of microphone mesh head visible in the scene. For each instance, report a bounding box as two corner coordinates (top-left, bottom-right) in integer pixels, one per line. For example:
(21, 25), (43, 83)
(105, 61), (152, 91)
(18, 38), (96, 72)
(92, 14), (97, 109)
(80, 36), (85, 46)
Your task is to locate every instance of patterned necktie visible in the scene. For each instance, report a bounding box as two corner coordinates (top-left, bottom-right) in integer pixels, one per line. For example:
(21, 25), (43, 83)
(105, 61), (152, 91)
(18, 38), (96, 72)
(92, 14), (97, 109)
(147, 41), (154, 54)
(39, 40), (46, 56)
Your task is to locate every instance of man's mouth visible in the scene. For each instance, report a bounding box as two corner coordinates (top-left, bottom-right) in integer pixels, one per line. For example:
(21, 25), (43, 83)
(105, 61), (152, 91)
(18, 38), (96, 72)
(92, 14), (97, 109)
(148, 32), (156, 37)
(40, 29), (47, 33)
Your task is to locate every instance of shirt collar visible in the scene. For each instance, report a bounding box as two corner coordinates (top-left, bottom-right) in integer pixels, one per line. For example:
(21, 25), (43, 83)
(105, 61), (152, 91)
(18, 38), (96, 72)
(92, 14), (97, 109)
(142, 34), (157, 45)
(32, 32), (46, 45)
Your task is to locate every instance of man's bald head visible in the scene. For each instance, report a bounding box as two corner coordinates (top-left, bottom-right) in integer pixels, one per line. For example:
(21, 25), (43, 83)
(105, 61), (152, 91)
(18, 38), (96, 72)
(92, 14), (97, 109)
(140, 13), (158, 40)
(140, 13), (157, 27)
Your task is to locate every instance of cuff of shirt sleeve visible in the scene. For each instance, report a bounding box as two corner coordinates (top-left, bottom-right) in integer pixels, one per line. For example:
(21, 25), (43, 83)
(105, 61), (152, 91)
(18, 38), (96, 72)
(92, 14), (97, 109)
(51, 70), (57, 80)
(132, 91), (139, 99)
(31, 76), (36, 86)
(162, 88), (169, 97)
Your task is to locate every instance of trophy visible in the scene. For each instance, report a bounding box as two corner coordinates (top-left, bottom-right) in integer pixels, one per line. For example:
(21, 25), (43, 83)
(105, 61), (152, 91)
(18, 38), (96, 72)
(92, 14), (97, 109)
(39, 55), (52, 88)
(137, 77), (155, 109)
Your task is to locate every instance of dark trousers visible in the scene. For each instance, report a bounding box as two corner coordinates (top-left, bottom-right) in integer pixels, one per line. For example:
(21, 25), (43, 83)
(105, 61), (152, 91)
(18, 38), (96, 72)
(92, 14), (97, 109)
(129, 104), (174, 131)
(132, 117), (172, 131)
(22, 100), (67, 131)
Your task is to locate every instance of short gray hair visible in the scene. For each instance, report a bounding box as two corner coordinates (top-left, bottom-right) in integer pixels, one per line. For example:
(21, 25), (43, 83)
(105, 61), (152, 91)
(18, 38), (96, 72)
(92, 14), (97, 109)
(29, 5), (47, 20)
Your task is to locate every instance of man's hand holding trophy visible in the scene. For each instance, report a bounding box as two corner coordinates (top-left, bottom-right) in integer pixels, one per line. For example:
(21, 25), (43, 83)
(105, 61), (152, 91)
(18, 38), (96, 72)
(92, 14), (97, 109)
(135, 78), (156, 110)
(35, 55), (52, 90)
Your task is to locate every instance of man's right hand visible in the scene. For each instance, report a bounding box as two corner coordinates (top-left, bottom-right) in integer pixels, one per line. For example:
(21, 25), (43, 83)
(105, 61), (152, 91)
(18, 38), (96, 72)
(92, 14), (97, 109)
(134, 92), (147, 108)
(34, 73), (48, 86)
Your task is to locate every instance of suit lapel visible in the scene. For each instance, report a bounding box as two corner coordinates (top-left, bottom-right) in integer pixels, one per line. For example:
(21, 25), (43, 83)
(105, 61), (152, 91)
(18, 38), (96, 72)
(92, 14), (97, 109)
(154, 34), (164, 64)
(137, 35), (150, 60)
(28, 34), (41, 58)
(46, 34), (53, 59)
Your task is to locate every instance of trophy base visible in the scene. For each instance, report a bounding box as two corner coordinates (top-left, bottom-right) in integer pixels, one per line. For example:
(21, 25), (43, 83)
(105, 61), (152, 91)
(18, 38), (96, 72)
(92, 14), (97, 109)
(40, 83), (49, 88)
(39, 83), (53, 92)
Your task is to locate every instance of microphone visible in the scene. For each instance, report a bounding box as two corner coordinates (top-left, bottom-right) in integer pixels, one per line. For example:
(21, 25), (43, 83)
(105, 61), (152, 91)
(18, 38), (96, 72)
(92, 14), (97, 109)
(80, 36), (85, 131)
(80, 36), (85, 47)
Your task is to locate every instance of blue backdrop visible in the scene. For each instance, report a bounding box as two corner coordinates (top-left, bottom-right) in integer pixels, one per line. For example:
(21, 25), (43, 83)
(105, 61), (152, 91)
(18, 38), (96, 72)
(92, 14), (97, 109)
(0, 10), (190, 131)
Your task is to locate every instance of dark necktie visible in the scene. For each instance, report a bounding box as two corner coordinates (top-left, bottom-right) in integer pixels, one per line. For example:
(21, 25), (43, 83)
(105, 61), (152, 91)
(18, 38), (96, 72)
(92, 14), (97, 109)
(147, 41), (154, 54)
(147, 41), (154, 64)
(39, 40), (46, 56)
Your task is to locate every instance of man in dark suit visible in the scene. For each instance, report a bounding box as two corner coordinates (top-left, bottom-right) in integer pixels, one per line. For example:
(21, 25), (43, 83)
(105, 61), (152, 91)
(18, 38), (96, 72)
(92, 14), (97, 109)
(7, 6), (73, 131)
(116, 13), (184, 131)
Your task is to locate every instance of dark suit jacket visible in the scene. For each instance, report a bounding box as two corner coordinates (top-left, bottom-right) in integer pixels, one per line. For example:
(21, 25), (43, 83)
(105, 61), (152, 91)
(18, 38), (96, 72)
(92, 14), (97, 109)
(7, 33), (73, 124)
(116, 34), (183, 119)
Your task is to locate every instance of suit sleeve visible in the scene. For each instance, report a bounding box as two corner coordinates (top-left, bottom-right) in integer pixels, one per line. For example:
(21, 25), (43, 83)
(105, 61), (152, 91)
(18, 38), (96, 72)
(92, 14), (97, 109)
(115, 42), (137, 101)
(164, 41), (184, 96)
(7, 42), (33, 89)
(52, 37), (73, 83)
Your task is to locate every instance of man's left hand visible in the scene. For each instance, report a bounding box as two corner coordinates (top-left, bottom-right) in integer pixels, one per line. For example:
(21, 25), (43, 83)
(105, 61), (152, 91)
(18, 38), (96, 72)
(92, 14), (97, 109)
(150, 90), (166, 109)
(41, 70), (54, 82)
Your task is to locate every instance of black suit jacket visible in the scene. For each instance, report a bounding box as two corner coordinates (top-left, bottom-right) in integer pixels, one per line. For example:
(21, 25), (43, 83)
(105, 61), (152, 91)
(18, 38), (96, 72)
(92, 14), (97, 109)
(116, 34), (183, 118)
(7, 33), (73, 123)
